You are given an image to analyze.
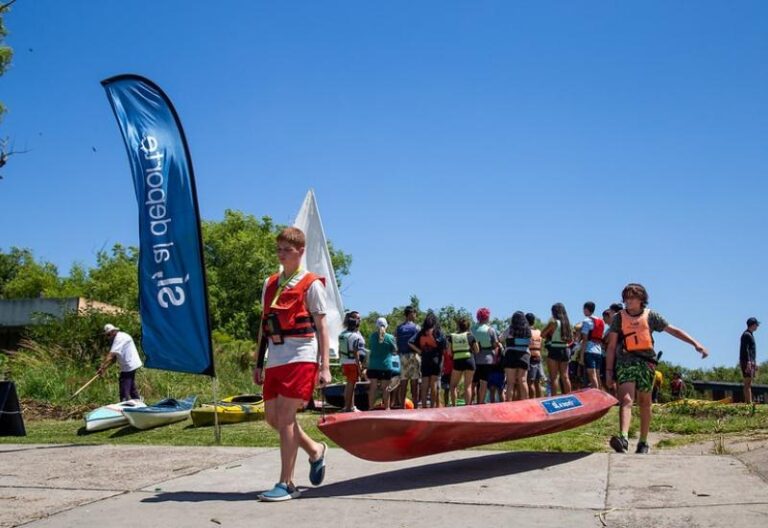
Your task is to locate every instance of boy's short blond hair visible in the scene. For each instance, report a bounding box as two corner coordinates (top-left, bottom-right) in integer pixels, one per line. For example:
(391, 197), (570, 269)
(276, 227), (305, 249)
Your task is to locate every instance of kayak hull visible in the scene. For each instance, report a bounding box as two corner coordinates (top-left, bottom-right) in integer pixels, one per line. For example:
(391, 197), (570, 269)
(191, 394), (265, 427)
(318, 389), (617, 462)
(84, 399), (146, 432)
(123, 396), (196, 430)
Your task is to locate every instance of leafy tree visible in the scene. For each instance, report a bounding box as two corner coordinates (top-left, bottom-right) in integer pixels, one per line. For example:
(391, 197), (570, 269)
(202, 210), (278, 339)
(84, 244), (140, 310)
(1, 248), (60, 298)
(0, 246), (34, 295)
(0, 1), (14, 120)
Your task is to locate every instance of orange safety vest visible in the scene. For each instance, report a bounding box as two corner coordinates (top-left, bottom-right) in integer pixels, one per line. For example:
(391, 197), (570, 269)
(620, 309), (653, 352)
(262, 272), (325, 339)
(529, 329), (543, 352)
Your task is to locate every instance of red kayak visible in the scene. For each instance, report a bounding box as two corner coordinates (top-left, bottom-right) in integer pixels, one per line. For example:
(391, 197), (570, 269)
(318, 389), (617, 462)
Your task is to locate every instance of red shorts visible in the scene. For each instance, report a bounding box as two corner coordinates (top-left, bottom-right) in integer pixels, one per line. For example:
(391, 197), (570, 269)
(263, 362), (318, 401)
(342, 364), (360, 383)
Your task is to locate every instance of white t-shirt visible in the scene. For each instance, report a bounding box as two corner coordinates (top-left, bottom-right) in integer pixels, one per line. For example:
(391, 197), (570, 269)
(340, 331), (367, 366)
(109, 331), (143, 372)
(261, 270), (328, 368)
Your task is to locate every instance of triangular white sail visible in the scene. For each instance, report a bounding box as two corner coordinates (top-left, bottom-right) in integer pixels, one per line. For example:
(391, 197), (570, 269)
(294, 190), (344, 361)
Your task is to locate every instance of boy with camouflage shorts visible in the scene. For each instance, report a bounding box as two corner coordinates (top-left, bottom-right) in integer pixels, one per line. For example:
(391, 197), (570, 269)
(606, 283), (708, 454)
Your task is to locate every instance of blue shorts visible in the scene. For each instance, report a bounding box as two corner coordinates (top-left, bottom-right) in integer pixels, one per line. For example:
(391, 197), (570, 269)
(584, 353), (603, 370)
(488, 370), (505, 389)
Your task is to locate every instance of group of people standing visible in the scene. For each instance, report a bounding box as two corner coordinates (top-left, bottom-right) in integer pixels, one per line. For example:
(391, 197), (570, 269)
(338, 301), (618, 412)
(337, 283), (714, 458)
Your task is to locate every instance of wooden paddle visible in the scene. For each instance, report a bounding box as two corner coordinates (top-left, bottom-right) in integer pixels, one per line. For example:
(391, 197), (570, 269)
(71, 373), (101, 400)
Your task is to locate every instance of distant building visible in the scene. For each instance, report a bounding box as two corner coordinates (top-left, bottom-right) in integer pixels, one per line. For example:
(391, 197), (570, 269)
(0, 298), (123, 350)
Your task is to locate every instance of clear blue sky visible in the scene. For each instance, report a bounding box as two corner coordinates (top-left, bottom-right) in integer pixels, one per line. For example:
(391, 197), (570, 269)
(1, 1), (765, 368)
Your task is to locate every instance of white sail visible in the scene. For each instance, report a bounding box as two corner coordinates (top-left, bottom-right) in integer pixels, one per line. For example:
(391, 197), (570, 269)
(294, 189), (344, 361)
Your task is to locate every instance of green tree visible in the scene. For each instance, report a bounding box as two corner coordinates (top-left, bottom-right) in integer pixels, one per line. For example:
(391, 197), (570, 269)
(0, 247), (34, 295)
(1, 248), (60, 298)
(0, 1), (14, 120)
(202, 210), (278, 339)
(84, 244), (140, 310)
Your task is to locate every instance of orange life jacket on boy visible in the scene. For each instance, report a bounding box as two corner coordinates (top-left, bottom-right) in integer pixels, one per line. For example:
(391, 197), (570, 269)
(262, 272), (325, 339)
(530, 328), (543, 352)
(620, 309), (653, 352)
(589, 316), (605, 343)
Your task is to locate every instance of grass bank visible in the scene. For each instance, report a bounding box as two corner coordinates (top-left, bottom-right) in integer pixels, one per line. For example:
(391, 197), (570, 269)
(4, 404), (766, 453)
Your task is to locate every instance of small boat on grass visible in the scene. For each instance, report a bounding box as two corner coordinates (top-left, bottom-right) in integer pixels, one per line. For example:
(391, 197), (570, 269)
(84, 399), (146, 432)
(322, 381), (371, 410)
(123, 396), (197, 430)
(318, 388), (617, 462)
(191, 394), (265, 427)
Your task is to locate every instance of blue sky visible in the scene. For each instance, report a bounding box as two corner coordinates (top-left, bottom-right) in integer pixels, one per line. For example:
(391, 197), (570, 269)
(1, 1), (766, 368)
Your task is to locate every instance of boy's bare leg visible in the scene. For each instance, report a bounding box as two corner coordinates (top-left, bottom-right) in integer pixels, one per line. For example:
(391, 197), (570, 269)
(618, 382), (635, 435)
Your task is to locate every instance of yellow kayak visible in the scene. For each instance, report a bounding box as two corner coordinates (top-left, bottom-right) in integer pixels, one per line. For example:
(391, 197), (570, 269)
(191, 394), (265, 427)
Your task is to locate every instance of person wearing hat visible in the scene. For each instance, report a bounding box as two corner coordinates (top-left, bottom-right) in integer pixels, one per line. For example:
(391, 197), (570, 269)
(97, 324), (143, 401)
(366, 317), (398, 410)
(740, 317), (760, 404)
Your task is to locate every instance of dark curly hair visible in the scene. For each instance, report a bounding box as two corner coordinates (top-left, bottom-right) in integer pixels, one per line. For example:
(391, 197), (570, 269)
(621, 283), (649, 308)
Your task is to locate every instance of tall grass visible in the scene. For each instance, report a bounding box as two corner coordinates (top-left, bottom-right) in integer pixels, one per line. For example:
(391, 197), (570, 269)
(7, 338), (263, 407)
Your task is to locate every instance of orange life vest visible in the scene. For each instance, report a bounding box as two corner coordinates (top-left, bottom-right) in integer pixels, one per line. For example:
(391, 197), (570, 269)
(262, 272), (325, 339)
(529, 329), (543, 352)
(589, 316), (605, 343)
(620, 309), (653, 352)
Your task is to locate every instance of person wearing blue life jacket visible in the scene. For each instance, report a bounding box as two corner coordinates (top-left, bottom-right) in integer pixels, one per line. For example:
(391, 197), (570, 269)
(501, 311), (532, 401)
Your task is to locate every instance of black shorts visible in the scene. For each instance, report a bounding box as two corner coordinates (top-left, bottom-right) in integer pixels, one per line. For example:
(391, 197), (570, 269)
(452, 357), (476, 372)
(546, 345), (570, 363)
(421, 350), (442, 378)
(741, 361), (756, 379)
(503, 349), (530, 370)
(366, 369), (393, 380)
(473, 364), (494, 382)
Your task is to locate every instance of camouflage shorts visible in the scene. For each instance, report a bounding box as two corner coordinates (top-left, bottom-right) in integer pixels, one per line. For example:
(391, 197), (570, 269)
(399, 353), (422, 381)
(616, 360), (655, 393)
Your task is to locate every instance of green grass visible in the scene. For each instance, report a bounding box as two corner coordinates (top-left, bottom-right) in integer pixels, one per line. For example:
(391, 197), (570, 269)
(6, 338), (767, 453)
(7, 404), (765, 452)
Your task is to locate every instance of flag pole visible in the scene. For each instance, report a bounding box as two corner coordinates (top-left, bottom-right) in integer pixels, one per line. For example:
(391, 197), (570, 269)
(212, 377), (221, 444)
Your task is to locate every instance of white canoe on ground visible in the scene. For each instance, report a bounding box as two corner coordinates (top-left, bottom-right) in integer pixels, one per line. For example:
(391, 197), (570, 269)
(122, 396), (197, 430)
(84, 399), (147, 432)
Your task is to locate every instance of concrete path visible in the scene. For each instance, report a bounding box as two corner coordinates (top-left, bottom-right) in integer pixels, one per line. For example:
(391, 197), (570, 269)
(2, 443), (767, 528)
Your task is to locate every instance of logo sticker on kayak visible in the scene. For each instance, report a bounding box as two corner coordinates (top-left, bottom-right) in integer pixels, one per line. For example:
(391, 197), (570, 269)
(541, 395), (583, 414)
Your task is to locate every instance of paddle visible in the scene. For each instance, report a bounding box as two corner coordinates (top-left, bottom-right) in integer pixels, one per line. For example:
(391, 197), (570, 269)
(71, 373), (101, 400)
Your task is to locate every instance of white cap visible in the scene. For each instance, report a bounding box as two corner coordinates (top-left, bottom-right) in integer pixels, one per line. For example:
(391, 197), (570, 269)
(103, 324), (119, 334)
(376, 317), (388, 329)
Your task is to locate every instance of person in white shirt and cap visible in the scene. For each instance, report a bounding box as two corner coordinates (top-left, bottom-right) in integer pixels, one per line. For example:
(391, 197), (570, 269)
(98, 324), (143, 401)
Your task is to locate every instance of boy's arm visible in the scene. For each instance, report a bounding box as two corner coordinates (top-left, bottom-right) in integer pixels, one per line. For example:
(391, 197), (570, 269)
(664, 325), (708, 358)
(313, 312), (331, 385)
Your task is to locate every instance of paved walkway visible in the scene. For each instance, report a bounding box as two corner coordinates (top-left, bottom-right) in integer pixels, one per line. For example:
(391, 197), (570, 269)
(2, 443), (767, 527)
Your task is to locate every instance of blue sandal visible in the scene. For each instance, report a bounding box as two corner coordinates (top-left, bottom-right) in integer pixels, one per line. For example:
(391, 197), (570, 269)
(308, 442), (328, 486)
